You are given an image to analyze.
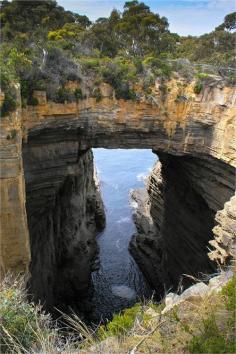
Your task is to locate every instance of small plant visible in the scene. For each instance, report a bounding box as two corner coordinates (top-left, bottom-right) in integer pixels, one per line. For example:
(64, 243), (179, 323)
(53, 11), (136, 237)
(0, 275), (52, 353)
(188, 276), (236, 354)
(55, 87), (73, 103)
(133, 58), (144, 74)
(74, 88), (84, 102)
(196, 72), (210, 79)
(98, 303), (143, 339)
(188, 315), (235, 353)
(194, 81), (203, 94)
(81, 58), (100, 71)
(143, 57), (172, 79)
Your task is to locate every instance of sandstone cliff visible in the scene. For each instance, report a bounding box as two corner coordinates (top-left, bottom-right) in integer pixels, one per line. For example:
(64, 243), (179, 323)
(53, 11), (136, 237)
(130, 154), (235, 294)
(0, 76), (235, 307)
(23, 143), (105, 308)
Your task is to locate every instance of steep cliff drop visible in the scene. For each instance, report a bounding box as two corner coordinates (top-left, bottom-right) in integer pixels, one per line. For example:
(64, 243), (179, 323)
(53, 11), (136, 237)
(23, 143), (105, 314)
(1, 77), (235, 317)
(130, 152), (235, 295)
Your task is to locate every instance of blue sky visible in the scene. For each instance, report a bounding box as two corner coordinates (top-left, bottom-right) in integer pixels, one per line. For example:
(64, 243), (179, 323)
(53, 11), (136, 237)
(58, 0), (235, 36)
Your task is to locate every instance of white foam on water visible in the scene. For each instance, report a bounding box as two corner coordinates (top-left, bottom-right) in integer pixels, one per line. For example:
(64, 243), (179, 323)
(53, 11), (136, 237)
(111, 285), (136, 300)
(136, 172), (147, 182)
(130, 200), (138, 209)
(115, 239), (121, 249)
(116, 216), (130, 224)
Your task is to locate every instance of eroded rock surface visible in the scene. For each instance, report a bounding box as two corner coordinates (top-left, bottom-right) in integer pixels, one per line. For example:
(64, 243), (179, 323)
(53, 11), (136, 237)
(23, 144), (105, 308)
(0, 77), (235, 308)
(209, 196), (236, 264)
(130, 153), (235, 294)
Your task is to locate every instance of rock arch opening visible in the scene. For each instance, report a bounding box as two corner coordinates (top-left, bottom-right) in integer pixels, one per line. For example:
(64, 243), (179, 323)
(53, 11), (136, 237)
(22, 135), (235, 320)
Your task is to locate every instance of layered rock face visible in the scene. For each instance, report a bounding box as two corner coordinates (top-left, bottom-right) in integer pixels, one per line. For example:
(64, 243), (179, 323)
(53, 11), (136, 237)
(0, 112), (30, 275)
(23, 142), (105, 309)
(1, 77), (235, 309)
(130, 153), (235, 294)
(209, 196), (236, 264)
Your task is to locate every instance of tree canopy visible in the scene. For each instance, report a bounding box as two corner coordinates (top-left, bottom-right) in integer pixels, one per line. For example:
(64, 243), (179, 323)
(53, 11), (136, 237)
(0, 1), (235, 115)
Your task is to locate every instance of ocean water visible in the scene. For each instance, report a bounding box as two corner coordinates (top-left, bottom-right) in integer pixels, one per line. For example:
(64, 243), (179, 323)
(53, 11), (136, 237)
(91, 148), (157, 320)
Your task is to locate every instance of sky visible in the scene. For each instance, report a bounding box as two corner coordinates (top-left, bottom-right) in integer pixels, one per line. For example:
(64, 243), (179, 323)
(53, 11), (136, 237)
(58, 0), (235, 36)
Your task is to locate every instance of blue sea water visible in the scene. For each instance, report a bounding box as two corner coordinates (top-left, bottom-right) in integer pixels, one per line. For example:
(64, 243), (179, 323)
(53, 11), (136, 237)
(91, 148), (157, 320)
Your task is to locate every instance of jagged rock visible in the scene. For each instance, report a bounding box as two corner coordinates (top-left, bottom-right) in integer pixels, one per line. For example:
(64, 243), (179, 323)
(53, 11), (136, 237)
(162, 270), (233, 314)
(209, 196), (236, 264)
(130, 153), (235, 294)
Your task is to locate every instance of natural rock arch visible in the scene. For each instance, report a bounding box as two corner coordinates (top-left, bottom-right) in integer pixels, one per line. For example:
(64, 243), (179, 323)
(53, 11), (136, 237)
(0, 79), (235, 308)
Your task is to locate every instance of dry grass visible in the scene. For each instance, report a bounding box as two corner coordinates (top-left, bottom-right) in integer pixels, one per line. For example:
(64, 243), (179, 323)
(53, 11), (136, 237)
(0, 272), (235, 353)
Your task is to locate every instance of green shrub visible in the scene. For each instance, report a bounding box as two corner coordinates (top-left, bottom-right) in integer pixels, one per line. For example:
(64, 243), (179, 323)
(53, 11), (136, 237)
(81, 58), (100, 71)
(0, 277), (51, 353)
(99, 303), (142, 339)
(196, 72), (210, 79)
(188, 315), (235, 353)
(188, 276), (236, 354)
(101, 62), (136, 100)
(74, 88), (84, 101)
(0, 69), (17, 117)
(133, 58), (144, 74)
(221, 275), (236, 327)
(194, 81), (203, 94)
(0, 93), (17, 117)
(55, 87), (73, 103)
(143, 57), (172, 78)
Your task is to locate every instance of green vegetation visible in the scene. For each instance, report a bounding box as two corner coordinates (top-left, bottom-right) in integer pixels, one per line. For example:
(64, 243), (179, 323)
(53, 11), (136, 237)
(0, 61), (17, 117)
(0, 0), (235, 114)
(0, 276), (51, 353)
(98, 304), (143, 338)
(74, 88), (85, 101)
(188, 276), (236, 353)
(194, 81), (204, 94)
(0, 273), (235, 353)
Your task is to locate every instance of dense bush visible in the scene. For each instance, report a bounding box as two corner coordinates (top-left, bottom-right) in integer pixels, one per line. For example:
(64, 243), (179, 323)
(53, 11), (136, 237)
(98, 304), (143, 338)
(55, 87), (73, 103)
(0, 70), (17, 117)
(143, 56), (172, 78)
(0, 0), (234, 108)
(101, 61), (136, 100)
(0, 93), (17, 117)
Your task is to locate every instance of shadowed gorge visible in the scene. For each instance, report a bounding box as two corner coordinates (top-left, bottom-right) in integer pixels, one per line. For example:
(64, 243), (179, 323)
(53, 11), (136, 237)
(130, 154), (235, 293)
(1, 78), (230, 311)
